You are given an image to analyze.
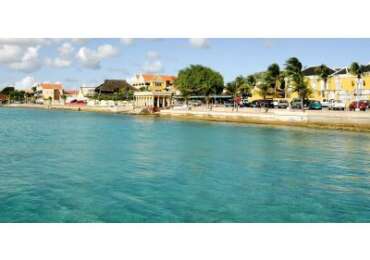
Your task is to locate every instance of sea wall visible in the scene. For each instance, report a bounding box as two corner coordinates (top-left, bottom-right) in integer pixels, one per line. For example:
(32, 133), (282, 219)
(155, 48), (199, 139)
(3, 104), (370, 132)
(160, 108), (370, 131)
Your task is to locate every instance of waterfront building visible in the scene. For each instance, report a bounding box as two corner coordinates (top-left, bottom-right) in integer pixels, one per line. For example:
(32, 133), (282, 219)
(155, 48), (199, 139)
(95, 80), (134, 96)
(35, 83), (64, 104)
(134, 91), (173, 108)
(130, 74), (177, 92)
(78, 86), (96, 98)
(133, 74), (177, 109)
(249, 65), (370, 104)
(325, 66), (370, 102)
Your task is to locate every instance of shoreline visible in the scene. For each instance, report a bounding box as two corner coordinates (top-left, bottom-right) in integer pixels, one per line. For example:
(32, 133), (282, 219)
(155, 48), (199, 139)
(2, 103), (370, 132)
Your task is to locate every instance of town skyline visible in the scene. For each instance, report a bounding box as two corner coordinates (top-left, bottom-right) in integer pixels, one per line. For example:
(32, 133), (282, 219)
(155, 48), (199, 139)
(2, 38), (370, 89)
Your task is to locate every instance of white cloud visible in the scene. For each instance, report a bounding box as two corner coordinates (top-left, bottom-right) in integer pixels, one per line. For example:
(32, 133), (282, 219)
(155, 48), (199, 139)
(58, 42), (74, 57)
(76, 44), (119, 69)
(0, 45), (23, 63)
(45, 57), (72, 68)
(15, 76), (37, 89)
(120, 38), (134, 45)
(45, 42), (74, 68)
(142, 50), (163, 73)
(7, 46), (41, 72)
(97, 44), (118, 58)
(189, 38), (209, 48)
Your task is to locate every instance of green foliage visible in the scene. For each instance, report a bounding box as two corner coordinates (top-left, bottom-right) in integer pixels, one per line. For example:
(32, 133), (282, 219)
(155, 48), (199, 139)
(175, 64), (224, 100)
(315, 64), (332, 82)
(246, 75), (256, 87)
(258, 73), (274, 99)
(267, 63), (280, 79)
(1, 86), (15, 95)
(1, 86), (26, 102)
(291, 74), (311, 100)
(93, 89), (134, 101)
(285, 57), (303, 77)
(285, 57), (311, 109)
(226, 75), (251, 97)
(266, 63), (282, 97)
(349, 62), (363, 79)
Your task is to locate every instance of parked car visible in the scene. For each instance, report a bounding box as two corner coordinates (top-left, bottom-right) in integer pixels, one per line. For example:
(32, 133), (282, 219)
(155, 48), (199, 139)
(189, 100), (202, 107)
(248, 99), (273, 108)
(290, 99), (309, 109)
(329, 100), (346, 111)
(308, 100), (322, 110)
(274, 99), (289, 109)
(239, 98), (249, 107)
(349, 100), (369, 111)
(321, 99), (333, 108)
(247, 100), (260, 108)
(224, 101), (234, 107)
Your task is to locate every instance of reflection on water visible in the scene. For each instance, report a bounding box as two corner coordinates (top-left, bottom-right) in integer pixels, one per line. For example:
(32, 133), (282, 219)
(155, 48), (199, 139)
(0, 108), (369, 222)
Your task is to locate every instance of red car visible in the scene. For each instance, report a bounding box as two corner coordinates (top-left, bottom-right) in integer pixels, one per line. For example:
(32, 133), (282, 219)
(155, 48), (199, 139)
(349, 100), (369, 111)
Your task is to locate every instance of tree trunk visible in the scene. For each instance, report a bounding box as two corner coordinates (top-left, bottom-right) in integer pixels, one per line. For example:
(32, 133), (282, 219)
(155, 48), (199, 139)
(263, 95), (268, 112)
(301, 97), (304, 112)
(323, 79), (327, 99)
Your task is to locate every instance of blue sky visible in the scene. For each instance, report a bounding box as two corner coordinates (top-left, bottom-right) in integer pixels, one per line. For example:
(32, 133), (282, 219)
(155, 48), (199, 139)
(1, 38), (370, 90)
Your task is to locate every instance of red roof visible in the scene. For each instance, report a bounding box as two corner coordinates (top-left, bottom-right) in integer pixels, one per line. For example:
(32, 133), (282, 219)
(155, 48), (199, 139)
(0, 94), (8, 101)
(142, 74), (176, 82)
(40, 83), (63, 90)
(64, 89), (78, 95)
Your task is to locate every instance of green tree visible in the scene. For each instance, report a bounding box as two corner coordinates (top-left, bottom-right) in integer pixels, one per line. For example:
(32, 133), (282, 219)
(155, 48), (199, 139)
(226, 75), (248, 110)
(257, 73), (275, 111)
(315, 64), (332, 98)
(349, 62), (364, 108)
(246, 75), (256, 87)
(1, 86), (15, 95)
(266, 63), (281, 97)
(175, 65), (224, 108)
(285, 57), (310, 111)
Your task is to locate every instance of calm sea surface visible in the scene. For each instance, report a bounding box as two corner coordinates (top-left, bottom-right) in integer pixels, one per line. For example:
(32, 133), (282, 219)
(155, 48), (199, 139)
(0, 108), (370, 222)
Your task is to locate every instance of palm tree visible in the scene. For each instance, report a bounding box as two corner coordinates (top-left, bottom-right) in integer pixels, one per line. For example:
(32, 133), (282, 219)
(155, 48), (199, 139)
(246, 75), (256, 87)
(315, 64), (332, 99)
(245, 74), (256, 98)
(285, 57), (303, 76)
(349, 62), (363, 110)
(226, 81), (238, 110)
(226, 75), (248, 111)
(285, 57), (309, 111)
(267, 63), (281, 98)
(258, 73), (274, 112)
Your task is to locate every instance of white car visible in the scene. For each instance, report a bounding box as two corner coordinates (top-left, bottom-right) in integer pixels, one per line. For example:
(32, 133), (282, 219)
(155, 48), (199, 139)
(321, 99), (333, 108)
(329, 100), (346, 111)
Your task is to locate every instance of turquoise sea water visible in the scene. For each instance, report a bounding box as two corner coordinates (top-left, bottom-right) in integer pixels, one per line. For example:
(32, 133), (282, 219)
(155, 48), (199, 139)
(0, 108), (370, 222)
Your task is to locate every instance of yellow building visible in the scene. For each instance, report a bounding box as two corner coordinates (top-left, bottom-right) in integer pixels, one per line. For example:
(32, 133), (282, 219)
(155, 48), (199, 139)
(249, 65), (370, 104)
(35, 83), (64, 104)
(131, 74), (177, 109)
(130, 74), (177, 92)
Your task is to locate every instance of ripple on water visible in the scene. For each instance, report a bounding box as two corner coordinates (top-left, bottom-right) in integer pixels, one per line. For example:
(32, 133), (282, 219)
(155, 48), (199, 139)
(0, 108), (370, 222)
